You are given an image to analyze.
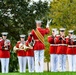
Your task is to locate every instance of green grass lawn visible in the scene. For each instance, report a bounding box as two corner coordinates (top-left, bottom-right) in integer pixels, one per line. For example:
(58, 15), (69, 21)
(0, 72), (76, 75)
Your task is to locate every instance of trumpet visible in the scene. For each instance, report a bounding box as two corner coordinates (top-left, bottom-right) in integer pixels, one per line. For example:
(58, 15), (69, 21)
(73, 35), (76, 42)
(4, 39), (10, 50)
(69, 35), (76, 41)
(55, 30), (59, 36)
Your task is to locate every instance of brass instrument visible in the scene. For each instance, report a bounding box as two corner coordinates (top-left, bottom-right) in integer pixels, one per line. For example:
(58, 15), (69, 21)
(55, 30), (59, 36)
(13, 46), (19, 53)
(68, 35), (76, 45)
(73, 35), (76, 42)
(13, 41), (33, 52)
(69, 35), (75, 41)
(4, 39), (10, 50)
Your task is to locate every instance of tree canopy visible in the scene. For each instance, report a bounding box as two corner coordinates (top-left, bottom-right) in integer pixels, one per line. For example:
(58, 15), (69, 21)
(0, 0), (50, 40)
(50, 0), (76, 31)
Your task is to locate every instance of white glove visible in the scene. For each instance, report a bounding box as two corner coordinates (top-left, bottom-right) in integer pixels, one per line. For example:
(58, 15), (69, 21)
(46, 19), (52, 28)
(4, 48), (8, 50)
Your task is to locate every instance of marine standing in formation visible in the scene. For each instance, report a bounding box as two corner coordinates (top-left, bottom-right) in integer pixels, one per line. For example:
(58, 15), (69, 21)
(56, 28), (67, 72)
(27, 20), (51, 72)
(48, 28), (59, 72)
(0, 32), (11, 73)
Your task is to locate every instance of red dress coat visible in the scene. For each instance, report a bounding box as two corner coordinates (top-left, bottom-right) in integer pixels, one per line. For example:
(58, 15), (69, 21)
(16, 41), (26, 56)
(48, 36), (58, 54)
(66, 38), (76, 54)
(26, 49), (34, 57)
(0, 39), (11, 58)
(28, 27), (50, 50)
(56, 36), (67, 54)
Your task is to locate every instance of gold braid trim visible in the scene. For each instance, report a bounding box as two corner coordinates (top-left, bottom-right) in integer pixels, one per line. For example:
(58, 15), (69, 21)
(33, 29), (44, 44)
(36, 29), (44, 43)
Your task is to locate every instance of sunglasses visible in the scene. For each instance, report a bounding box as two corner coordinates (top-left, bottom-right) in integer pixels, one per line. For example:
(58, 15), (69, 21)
(70, 33), (73, 34)
(20, 37), (25, 38)
(2, 35), (7, 36)
(60, 30), (64, 32)
(52, 31), (55, 32)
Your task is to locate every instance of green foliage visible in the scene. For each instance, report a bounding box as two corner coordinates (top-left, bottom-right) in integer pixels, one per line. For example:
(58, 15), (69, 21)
(44, 34), (50, 62)
(50, 0), (76, 31)
(0, 0), (49, 39)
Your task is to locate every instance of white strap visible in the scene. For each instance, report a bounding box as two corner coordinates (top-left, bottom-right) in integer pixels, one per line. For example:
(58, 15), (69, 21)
(50, 44), (58, 46)
(68, 45), (76, 47)
(58, 44), (67, 46)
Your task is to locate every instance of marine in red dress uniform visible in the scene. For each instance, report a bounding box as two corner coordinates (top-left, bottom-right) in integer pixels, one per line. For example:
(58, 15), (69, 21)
(14, 34), (26, 73)
(27, 20), (51, 72)
(56, 28), (67, 72)
(48, 28), (59, 72)
(25, 35), (34, 72)
(66, 30), (76, 71)
(0, 32), (11, 73)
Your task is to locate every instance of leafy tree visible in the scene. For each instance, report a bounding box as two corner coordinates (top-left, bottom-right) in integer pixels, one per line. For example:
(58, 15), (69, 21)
(50, 0), (76, 31)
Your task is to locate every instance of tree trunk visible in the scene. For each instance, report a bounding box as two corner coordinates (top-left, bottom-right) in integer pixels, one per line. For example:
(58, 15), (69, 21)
(47, 62), (49, 72)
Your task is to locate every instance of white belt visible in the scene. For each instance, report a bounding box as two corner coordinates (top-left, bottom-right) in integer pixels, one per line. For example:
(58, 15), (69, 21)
(50, 44), (58, 46)
(68, 45), (76, 47)
(58, 44), (67, 46)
